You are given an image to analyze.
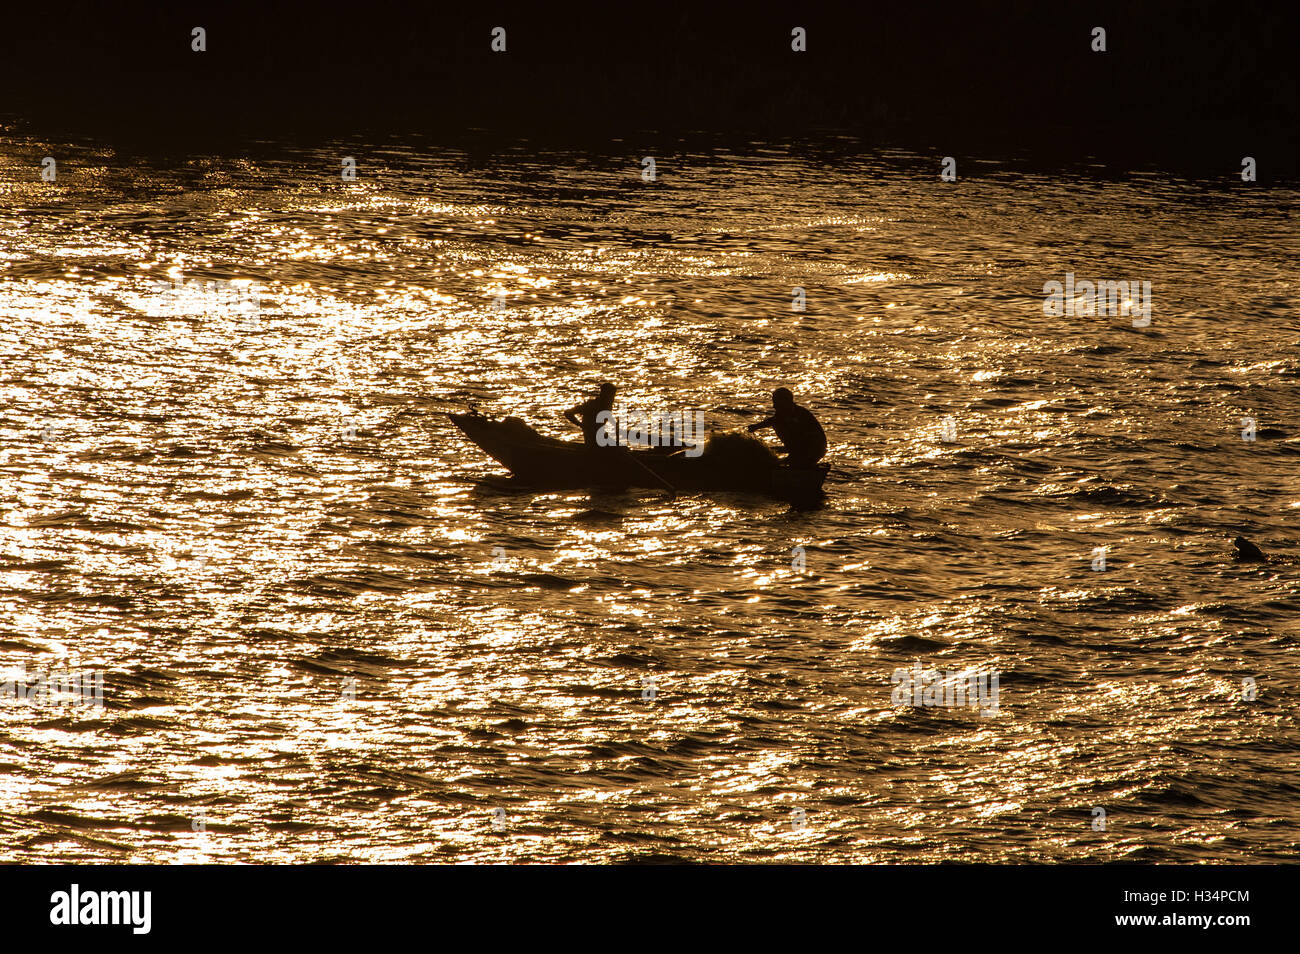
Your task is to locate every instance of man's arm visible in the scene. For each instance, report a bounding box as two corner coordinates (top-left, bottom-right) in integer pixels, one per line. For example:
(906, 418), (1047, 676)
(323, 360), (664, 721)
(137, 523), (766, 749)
(562, 404), (583, 429)
(747, 415), (776, 433)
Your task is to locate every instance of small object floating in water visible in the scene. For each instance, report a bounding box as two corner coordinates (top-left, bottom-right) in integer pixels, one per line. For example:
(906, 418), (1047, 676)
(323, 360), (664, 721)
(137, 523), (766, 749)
(1233, 536), (1267, 562)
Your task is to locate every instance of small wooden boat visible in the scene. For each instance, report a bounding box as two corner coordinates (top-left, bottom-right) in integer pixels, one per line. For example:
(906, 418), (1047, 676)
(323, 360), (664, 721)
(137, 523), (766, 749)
(448, 412), (828, 500)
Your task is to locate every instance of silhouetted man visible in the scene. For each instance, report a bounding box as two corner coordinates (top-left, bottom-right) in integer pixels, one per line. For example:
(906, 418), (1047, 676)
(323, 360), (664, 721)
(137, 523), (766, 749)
(748, 387), (826, 466)
(563, 382), (617, 446)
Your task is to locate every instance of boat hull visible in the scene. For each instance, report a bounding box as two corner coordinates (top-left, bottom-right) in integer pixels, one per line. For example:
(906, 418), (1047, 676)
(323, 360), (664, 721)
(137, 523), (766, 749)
(448, 412), (828, 500)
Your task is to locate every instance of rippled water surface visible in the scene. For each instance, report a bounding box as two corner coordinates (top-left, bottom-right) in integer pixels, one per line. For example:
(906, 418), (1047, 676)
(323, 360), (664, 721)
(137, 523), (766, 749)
(1, 133), (1298, 862)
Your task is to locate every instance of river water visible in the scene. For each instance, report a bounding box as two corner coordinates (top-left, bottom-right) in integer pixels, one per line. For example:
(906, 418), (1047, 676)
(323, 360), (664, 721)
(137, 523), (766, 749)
(1, 132), (1297, 862)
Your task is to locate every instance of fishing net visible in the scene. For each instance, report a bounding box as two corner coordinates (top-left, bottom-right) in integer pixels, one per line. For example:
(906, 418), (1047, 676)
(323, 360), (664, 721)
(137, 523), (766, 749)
(699, 430), (780, 472)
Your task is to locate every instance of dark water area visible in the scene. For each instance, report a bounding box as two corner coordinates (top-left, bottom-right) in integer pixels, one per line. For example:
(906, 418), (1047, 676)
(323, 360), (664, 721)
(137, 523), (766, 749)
(1, 126), (1297, 862)
(3, 1), (1297, 176)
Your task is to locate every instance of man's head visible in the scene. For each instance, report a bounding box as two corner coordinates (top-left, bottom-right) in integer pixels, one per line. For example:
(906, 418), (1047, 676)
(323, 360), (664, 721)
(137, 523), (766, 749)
(772, 387), (794, 409)
(598, 382), (617, 401)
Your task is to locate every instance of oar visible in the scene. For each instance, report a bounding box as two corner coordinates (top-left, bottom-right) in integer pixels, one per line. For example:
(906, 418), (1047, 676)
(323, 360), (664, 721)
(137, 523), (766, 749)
(618, 446), (677, 498)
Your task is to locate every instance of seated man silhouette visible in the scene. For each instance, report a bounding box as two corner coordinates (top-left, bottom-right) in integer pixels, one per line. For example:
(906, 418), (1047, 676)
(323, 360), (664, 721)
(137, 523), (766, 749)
(562, 382), (617, 447)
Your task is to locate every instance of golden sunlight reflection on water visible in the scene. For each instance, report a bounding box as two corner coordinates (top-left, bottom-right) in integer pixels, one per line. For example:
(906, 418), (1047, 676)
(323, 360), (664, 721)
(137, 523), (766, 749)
(0, 138), (1297, 862)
